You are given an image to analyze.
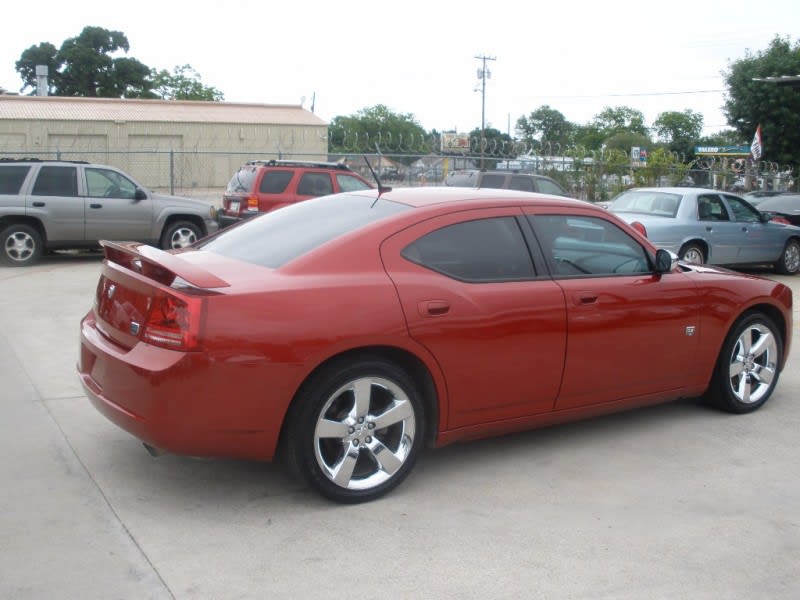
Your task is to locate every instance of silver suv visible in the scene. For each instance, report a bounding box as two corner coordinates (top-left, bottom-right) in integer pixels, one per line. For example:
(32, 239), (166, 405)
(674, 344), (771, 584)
(444, 169), (568, 196)
(0, 158), (218, 266)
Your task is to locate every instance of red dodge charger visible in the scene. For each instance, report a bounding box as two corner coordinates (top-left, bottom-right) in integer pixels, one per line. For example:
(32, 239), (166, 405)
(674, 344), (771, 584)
(78, 187), (793, 503)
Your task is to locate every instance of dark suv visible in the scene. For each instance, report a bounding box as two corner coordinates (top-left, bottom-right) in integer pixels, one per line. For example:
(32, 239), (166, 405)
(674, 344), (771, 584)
(218, 160), (374, 228)
(0, 158), (218, 267)
(444, 169), (568, 196)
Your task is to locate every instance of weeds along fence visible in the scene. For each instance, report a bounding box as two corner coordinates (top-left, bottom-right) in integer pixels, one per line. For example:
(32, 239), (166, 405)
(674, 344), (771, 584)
(2, 144), (793, 203)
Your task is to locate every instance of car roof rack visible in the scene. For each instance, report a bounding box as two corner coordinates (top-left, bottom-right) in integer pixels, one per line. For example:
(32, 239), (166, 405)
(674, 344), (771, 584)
(243, 159), (353, 171)
(0, 157), (89, 164)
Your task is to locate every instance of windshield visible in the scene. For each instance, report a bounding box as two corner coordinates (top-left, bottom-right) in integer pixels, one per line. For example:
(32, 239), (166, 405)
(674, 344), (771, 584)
(610, 191), (682, 217)
(197, 194), (410, 268)
(225, 167), (258, 193)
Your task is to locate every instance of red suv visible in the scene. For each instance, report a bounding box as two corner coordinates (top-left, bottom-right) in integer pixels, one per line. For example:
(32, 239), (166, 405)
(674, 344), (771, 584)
(218, 160), (373, 228)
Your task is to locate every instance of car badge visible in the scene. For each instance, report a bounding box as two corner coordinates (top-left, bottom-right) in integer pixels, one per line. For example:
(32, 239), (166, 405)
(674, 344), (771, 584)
(130, 322), (141, 335)
(685, 326), (696, 336)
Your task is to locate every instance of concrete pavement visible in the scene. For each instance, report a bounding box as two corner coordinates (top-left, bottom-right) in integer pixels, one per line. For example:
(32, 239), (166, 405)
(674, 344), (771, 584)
(2, 253), (799, 599)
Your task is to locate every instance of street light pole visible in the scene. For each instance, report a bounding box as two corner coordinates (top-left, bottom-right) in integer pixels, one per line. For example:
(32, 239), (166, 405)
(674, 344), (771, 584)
(475, 54), (496, 169)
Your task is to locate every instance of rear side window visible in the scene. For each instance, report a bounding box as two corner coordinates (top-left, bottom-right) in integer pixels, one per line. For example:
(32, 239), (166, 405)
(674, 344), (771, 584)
(32, 166), (78, 197)
(226, 167), (258, 193)
(336, 173), (371, 192)
(297, 173), (334, 196)
(259, 170), (293, 194)
(480, 174), (506, 189)
(402, 217), (536, 282)
(0, 166), (31, 194)
(536, 178), (566, 196)
(509, 176), (535, 192)
(198, 194), (409, 268)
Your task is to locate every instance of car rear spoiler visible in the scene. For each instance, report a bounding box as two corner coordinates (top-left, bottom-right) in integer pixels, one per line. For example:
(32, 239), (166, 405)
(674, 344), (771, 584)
(100, 241), (230, 289)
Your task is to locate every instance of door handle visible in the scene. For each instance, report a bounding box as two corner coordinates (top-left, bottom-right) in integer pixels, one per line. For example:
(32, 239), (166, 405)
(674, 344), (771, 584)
(418, 300), (450, 316)
(705, 226), (713, 232)
(90, 203), (103, 209)
(573, 292), (598, 305)
(32, 201), (45, 207)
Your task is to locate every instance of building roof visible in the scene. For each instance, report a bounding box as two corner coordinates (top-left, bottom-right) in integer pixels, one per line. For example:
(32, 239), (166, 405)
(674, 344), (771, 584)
(0, 95), (328, 126)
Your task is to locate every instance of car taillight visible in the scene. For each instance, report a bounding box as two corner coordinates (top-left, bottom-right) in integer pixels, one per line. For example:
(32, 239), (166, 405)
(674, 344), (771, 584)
(631, 221), (648, 237)
(246, 195), (259, 211)
(142, 292), (202, 351)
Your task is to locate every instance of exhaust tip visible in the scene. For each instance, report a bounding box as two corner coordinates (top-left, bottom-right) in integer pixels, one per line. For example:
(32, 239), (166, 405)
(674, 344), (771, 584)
(143, 443), (166, 457)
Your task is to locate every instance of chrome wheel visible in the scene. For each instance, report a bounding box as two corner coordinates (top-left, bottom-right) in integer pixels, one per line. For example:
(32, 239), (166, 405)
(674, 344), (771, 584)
(314, 376), (416, 491)
(680, 244), (705, 264)
(778, 239), (800, 274)
(4, 230), (35, 262)
(169, 226), (198, 248)
(727, 322), (778, 405)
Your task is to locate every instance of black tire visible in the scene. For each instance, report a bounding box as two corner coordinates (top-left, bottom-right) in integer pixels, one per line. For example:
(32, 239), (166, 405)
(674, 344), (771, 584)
(161, 220), (202, 250)
(1, 224), (43, 267)
(775, 238), (800, 275)
(679, 242), (705, 265)
(283, 357), (426, 504)
(706, 312), (783, 413)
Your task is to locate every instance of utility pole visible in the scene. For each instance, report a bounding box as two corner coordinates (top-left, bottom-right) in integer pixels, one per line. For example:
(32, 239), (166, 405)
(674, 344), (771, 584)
(475, 54), (496, 169)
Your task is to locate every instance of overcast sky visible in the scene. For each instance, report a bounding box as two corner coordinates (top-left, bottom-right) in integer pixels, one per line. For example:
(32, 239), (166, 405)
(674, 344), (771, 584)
(2, 1), (798, 139)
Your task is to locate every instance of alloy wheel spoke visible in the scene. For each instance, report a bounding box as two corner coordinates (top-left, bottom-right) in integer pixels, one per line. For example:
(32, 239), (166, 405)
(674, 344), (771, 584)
(736, 374), (751, 403)
(316, 418), (350, 440)
(351, 378), (373, 418)
(372, 399), (413, 430)
(331, 444), (360, 487)
(749, 331), (773, 360)
(366, 438), (403, 475)
(729, 360), (745, 379)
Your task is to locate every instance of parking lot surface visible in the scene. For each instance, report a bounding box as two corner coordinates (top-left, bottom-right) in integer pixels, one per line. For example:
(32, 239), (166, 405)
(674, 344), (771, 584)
(2, 254), (799, 599)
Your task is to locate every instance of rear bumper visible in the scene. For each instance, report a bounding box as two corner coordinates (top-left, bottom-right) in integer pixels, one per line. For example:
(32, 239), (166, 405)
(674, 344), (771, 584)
(216, 211), (258, 229)
(77, 311), (284, 461)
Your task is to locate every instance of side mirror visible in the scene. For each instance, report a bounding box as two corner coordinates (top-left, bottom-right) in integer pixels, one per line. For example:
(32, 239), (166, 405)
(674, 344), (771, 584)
(655, 248), (679, 273)
(759, 211), (771, 223)
(134, 188), (147, 202)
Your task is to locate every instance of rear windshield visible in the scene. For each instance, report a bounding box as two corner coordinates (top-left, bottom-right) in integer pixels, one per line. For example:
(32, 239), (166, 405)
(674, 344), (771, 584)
(610, 191), (682, 217)
(225, 166), (258, 193)
(197, 194), (410, 268)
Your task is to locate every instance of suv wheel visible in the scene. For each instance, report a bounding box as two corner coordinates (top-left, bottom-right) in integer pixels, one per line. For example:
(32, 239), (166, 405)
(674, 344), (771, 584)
(1, 224), (43, 267)
(161, 221), (202, 250)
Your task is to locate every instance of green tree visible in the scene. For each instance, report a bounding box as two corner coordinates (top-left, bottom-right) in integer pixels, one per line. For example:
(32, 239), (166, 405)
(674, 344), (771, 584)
(151, 65), (224, 101)
(14, 42), (59, 94)
(15, 26), (154, 98)
(724, 35), (800, 171)
(328, 105), (430, 158)
(590, 106), (649, 137)
(516, 105), (574, 150)
(653, 110), (704, 160)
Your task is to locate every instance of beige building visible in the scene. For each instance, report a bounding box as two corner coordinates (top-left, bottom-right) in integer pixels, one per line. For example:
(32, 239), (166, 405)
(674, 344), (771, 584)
(0, 95), (328, 192)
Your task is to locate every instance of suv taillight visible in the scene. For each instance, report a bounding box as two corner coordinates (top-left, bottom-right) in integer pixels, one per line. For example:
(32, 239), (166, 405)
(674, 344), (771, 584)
(631, 221), (648, 238)
(142, 292), (202, 351)
(246, 195), (259, 211)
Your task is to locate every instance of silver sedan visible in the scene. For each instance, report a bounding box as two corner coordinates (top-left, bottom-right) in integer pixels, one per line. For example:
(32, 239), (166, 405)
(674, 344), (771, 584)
(609, 187), (800, 274)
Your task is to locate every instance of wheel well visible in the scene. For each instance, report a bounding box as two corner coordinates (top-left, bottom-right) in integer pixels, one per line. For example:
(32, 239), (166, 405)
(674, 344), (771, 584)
(0, 216), (47, 242)
(278, 346), (441, 453)
(680, 239), (708, 259)
(162, 214), (206, 236)
(741, 304), (789, 357)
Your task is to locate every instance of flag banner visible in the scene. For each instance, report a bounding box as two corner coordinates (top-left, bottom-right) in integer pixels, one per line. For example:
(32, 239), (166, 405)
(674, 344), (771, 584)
(750, 125), (763, 160)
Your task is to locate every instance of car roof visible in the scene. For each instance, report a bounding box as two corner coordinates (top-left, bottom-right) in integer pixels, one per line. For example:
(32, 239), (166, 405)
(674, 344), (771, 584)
(620, 187), (744, 196)
(350, 185), (587, 209)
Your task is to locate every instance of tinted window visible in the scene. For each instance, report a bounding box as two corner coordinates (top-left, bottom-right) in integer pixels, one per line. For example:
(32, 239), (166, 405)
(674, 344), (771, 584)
(297, 173), (334, 196)
(509, 176), (535, 192)
(724, 195), (761, 222)
(198, 194), (408, 268)
(226, 167), (258, 193)
(259, 170), (293, 194)
(536, 178), (566, 196)
(86, 168), (138, 199)
(402, 217), (535, 282)
(337, 173), (371, 192)
(531, 214), (650, 276)
(32, 166), (78, 197)
(0, 165), (31, 194)
(480, 174), (506, 189)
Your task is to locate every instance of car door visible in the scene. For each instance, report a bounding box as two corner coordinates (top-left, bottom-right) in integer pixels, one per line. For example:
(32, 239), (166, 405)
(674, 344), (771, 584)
(695, 192), (741, 264)
(82, 167), (153, 242)
(722, 194), (784, 263)
(28, 165), (84, 241)
(380, 207), (567, 429)
(526, 208), (701, 409)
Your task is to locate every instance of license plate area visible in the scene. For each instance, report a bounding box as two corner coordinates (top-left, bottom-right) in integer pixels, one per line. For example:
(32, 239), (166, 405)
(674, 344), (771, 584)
(228, 200), (240, 213)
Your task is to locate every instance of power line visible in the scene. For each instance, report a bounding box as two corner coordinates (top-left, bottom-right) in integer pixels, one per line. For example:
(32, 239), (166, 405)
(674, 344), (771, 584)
(540, 89), (724, 99)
